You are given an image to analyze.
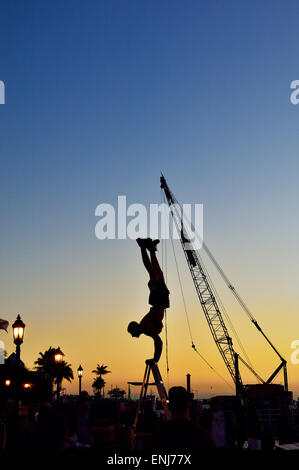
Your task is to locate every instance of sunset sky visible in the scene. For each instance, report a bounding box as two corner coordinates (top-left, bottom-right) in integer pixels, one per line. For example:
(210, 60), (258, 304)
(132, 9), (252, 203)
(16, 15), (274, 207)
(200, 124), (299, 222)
(0, 1), (298, 398)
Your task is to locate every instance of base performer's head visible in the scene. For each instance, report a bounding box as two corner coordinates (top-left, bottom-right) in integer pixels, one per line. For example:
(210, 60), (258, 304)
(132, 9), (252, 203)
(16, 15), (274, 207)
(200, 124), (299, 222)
(127, 321), (141, 337)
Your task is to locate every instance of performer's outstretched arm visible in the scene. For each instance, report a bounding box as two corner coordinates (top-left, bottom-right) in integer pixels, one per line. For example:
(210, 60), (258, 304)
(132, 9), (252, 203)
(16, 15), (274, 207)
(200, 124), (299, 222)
(152, 335), (163, 363)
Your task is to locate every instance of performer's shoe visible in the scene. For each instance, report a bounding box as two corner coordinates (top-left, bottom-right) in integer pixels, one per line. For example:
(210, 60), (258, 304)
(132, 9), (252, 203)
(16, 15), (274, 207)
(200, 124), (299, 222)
(137, 238), (159, 251)
(149, 239), (160, 252)
(136, 238), (149, 248)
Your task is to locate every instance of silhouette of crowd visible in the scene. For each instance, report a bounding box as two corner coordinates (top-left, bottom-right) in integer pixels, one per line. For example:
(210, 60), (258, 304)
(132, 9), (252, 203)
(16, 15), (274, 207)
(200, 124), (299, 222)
(0, 387), (298, 452)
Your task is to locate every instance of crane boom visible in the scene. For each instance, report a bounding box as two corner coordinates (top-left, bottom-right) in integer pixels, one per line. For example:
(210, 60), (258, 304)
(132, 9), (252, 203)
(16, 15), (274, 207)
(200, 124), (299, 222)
(160, 175), (242, 388)
(160, 175), (288, 392)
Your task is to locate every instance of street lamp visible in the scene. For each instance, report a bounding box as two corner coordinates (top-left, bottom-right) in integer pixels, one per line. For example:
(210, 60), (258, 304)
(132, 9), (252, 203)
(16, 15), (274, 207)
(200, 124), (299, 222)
(54, 347), (64, 364)
(54, 347), (64, 403)
(12, 315), (25, 363)
(77, 365), (83, 395)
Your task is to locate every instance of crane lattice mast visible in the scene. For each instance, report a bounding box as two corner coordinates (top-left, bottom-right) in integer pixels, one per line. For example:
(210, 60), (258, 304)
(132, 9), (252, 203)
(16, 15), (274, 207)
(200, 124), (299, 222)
(160, 174), (288, 393)
(160, 175), (242, 389)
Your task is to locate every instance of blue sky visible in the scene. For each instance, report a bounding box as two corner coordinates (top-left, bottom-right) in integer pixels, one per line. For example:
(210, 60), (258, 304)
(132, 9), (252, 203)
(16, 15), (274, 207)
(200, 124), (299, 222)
(0, 1), (298, 393)
(0, 0), (298, 278)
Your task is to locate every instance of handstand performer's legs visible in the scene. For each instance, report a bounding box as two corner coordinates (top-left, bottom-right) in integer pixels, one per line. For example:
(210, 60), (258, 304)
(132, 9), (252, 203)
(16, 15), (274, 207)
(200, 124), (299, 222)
(138, 238), (164, 282)
(150, 250), (164, 281)
(140, 247), (155, 280)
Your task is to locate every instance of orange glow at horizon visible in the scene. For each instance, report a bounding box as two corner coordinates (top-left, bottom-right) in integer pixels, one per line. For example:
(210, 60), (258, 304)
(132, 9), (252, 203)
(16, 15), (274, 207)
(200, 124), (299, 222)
(2, 237), (299, 399)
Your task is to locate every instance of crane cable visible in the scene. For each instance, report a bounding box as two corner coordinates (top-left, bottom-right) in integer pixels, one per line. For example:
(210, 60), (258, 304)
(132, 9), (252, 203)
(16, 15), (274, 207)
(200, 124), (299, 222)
(176, 199), (258, 325)
(162, 191), (234, 390)
(195, 249), (253, 368)
(160, 190), (170, 386)
(168, 194), (253, 368)
(203, 242), (256, 323)
(169, 225), (234, 390)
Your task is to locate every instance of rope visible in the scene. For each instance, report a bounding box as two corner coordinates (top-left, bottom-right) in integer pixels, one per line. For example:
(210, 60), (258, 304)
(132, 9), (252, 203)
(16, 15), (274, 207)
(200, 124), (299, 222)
(163, 192), (233, 390)
(164, 309), (170, 380)
(169, 225), (194, 344)
(161, 190), (170, 385)
(192, 344), (234, 390)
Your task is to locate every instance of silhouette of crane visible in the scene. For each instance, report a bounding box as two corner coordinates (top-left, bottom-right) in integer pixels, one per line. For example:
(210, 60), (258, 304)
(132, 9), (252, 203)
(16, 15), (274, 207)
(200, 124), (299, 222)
(160, 174), (288, 395)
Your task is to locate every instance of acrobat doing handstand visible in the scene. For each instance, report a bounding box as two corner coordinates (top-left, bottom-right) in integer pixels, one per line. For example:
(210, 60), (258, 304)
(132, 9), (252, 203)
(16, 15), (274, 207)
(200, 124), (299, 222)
(127, 238), (170, 363)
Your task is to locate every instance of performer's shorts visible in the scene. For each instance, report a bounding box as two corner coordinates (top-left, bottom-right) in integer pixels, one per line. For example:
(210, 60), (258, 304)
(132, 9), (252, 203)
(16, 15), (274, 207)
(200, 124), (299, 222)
(148, 279), (170, 309)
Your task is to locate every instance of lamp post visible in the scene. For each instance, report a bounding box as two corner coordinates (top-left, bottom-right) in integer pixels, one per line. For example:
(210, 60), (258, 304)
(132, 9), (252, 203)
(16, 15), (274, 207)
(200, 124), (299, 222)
(12, 315), (25, 364)
(77, 365), (83, 395)
(54, 347), (64, 403)
(12, 315), (25, 408)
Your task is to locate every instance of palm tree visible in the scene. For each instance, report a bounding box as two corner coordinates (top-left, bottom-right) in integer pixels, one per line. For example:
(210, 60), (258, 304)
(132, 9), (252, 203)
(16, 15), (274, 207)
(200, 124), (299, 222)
(34, 347), (58, 379)
(52, 360), (73, 385)
(34, 347), (73, 391)
(92, 363), (111, 397)
(92, 364), (111, 379)
(92, 376), (105, 396)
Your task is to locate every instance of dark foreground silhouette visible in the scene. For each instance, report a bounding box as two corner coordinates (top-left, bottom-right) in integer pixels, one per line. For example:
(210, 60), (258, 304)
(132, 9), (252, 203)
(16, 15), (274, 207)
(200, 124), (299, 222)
(1, 388), (298, 454)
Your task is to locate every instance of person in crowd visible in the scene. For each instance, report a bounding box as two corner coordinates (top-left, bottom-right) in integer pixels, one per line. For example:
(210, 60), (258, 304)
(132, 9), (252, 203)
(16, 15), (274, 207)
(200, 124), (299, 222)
(4, 400), (20, 449)
(189, 398), (204, 427)
(246, 402), (262, 450)
(200, 397), (236, 449)
(36, 404), (68, 449)
(135, 398), (159, 451)
(115, 402), (135, 450)
(154, 386), (215, 451)
(76, 391), (94, 446)
(88, 399), (117, 449)
(278, 404), (294, 444)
